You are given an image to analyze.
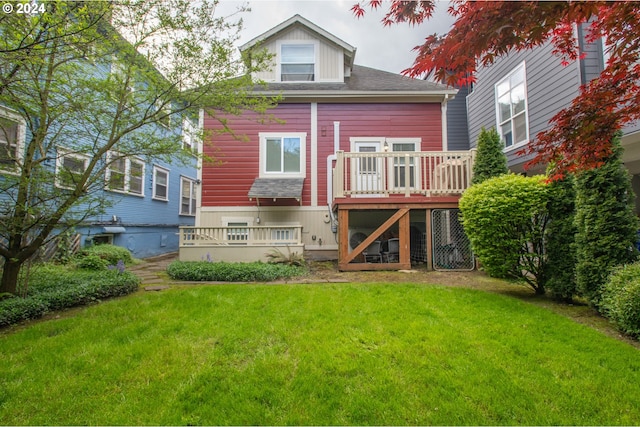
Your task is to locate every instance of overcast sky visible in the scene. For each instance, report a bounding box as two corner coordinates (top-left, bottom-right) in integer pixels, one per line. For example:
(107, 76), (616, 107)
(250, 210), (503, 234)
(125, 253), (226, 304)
(216, 0), (454, 75)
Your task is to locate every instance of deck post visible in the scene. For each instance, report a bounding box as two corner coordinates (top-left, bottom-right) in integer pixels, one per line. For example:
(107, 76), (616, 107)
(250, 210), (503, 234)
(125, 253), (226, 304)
(425, 209), (433, 270)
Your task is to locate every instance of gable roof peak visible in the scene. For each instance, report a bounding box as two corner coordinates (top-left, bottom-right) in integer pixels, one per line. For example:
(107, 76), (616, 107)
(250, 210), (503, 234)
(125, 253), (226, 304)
(239, 14), (356, 60)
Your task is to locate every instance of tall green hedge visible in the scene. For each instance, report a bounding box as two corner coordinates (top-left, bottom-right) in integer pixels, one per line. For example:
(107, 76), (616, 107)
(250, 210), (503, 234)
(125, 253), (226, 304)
(544, 174), (578, 301)
(575, 137), (639, 307)
(471, 127), (509, 185)
(460, 174), (549, 294)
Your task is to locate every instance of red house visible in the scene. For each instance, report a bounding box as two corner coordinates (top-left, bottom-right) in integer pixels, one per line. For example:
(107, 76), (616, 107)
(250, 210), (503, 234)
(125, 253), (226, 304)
(180, 15), (476, 271)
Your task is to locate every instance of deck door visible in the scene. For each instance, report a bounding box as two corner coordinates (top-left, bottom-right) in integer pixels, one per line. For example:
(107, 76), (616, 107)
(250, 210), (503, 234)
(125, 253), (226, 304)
(352, 140), (383, 196)
(389, 140), (420, 192)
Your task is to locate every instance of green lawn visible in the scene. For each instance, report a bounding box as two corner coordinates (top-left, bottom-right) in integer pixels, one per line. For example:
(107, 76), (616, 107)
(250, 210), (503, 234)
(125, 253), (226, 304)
(1, 283), (639, 425)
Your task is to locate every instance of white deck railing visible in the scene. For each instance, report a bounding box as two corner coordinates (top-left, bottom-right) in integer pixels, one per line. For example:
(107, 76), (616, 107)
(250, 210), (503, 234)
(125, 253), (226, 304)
(179, 225), (303, 247)
(333, 149), (476, 198)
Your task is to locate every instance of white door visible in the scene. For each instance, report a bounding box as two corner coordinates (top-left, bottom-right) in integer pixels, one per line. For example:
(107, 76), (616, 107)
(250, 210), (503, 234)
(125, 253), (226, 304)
(353, 141), (382, 196)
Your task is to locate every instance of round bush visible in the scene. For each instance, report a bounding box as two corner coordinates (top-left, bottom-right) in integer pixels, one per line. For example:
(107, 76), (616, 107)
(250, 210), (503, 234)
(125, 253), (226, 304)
(78, 244), (134, 265)
(76, 254), (109, 270)
(601, 263), (640, 338)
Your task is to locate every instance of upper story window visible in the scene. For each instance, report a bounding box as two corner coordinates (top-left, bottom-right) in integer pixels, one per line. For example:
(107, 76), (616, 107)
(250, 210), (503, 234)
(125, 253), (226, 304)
(106, 152), (144, 196)
(259, 132), (306, 178)
(182, 117), (198, 153)
(0, 107), (25, 174)
(495, 62), (529, 149)
(280, 43), (315, 82)
(56, 148), (89, 190)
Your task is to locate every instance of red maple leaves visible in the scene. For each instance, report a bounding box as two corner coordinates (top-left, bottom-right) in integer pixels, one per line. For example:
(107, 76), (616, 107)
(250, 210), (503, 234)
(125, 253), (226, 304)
(353, 1), (640, 176)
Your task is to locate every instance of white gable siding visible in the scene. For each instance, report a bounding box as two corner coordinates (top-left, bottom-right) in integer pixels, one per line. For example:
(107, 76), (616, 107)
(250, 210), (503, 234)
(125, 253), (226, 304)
(252, 27), (344, 82)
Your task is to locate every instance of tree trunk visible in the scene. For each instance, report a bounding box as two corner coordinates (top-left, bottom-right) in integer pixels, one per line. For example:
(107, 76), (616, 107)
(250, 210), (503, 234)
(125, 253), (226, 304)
(0, 258), (22, 295)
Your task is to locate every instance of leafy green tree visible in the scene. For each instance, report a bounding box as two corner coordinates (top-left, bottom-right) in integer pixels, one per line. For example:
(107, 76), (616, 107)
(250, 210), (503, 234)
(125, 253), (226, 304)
(459, 174), (549, 294)
(544, 173), (578, 302)
(575, 136), (639, 307)
(471, 127), (508, 185)
(0, 0), (277, 294)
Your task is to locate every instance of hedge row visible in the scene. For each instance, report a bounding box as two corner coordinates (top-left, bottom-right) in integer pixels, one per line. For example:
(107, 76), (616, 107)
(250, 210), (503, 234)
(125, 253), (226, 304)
(0, 268), (140, 327)
(166, 261), (304, 282)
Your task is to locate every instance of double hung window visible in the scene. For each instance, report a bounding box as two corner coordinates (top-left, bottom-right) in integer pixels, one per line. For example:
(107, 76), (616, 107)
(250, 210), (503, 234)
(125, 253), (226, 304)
(280, 43), (315, 81)
(56, 149), (89, 189)
(0, 109), (24, 172)
(495, 62), (529, 148)
(106, 153), (145, 196)
(153, 166), (169, 201)
(180, 177), (197, 216)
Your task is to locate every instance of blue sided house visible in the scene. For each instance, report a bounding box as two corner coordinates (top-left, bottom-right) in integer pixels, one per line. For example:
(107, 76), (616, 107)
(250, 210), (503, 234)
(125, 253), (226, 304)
(0, 21), (199, 261)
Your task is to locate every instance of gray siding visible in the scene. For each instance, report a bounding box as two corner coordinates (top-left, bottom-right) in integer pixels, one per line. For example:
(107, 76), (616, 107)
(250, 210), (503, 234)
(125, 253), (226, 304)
(447, 85), (470, 151)
(466, 41), (581, 170)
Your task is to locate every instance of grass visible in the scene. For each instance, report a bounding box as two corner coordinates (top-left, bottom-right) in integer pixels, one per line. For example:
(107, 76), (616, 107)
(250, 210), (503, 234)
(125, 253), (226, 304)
(1, 283), (640, 425)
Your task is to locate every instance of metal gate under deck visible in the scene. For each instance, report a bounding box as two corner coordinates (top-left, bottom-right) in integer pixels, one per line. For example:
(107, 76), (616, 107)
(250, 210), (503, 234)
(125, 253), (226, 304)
(431, 209), (474, 271)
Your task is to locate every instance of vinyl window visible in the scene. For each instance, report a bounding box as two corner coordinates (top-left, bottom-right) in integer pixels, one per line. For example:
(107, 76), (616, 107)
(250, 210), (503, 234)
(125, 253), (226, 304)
(495, 62), (529, 148)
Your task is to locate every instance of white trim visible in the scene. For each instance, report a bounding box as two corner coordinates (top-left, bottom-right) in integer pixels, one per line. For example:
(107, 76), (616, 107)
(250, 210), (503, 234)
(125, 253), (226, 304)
(55, 147), (90, 190)
(441, 95), (449, 151)
(276, 40), (319, 83)
(494, 61), (530, 151)
(310, 103), (318, 206)
(152, 165), (169, 201)
(0, 106), (26, 174)
(259, 132), (307, 178)
(179, 176), (197, 216)
(105, 152), (145, 197)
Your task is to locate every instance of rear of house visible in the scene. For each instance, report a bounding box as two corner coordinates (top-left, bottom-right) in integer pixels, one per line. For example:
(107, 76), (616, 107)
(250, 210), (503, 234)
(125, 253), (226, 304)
(182, 15), (476, 270)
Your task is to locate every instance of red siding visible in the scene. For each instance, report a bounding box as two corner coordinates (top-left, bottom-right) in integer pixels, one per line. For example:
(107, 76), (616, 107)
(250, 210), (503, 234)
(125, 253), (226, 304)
(201, 102), (442, 207)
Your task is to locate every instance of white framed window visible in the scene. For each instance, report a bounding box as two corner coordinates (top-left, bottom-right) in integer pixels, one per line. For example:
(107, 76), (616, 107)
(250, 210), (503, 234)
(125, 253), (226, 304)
(55, 148), (89, 189)
(105, 152), (145, 196)
(495, 62), (529, 149)
(156, 99), (171, 128)
(259, 132), (306, 178)
(152, 165), (169, 201)
(180, 176), (197, 216)
(278, 42), (317, 82)
(182, 117), (198, 153)
(0, 107), (25, 174)
(222, 217), (252, 244)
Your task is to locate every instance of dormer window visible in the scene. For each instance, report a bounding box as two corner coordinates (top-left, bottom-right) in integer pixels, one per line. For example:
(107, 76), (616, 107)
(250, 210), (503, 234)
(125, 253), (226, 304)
(280, 43), (315, 82)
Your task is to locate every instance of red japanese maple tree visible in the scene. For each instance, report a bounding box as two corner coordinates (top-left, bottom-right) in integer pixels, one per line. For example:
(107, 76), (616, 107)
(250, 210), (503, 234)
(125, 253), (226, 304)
(353, 1), (640, 177)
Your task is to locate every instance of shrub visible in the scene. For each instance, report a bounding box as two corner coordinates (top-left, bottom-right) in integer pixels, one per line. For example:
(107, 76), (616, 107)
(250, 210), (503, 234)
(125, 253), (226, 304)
(76, 254), (109, 271)
(575, 135), (639, 307)
(471, 127), (509, 185)
(601, 263), (640, 338)
(77, 244), (133, 265)
(544, 173), (578, 301)
(167, 261), (304, 282)
(0, 267), (139, 327)
(460, 174), (549, 294)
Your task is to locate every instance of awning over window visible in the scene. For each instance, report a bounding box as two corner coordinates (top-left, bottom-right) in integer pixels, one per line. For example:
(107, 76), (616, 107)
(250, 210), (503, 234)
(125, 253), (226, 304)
(248, 178), (304, 205)
(102, 226), (126, 234)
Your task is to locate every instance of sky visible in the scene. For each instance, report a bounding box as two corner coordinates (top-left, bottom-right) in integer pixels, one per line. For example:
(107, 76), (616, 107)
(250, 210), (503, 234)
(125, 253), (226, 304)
(215, 0), (454, 75)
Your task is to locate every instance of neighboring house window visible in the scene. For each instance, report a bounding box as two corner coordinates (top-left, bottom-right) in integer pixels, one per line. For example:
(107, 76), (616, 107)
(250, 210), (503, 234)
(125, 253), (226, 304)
(156, 99), (171, 128)
(0, 108), (25, 173)
(56, 148), (89, 189)
(280, 43), (315, 81)
(180, 176), (197, 216)
(182, 117), (198, 153)
(106, 153), (144, 196)
(153, 166), (169, 201)
(260, 132), (306, 178)
(495, 62), (529, 148)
